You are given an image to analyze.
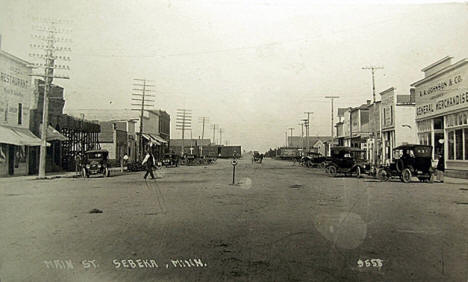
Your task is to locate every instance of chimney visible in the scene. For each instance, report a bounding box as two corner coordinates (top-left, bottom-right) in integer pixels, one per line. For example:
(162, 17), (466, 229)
(410, 88), (416, 103)
(367, 99), (371, 105)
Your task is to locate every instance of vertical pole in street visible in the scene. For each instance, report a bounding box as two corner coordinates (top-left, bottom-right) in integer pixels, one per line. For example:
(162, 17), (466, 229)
(176, 109), (192, 156)
(132, 79), (155, 160)
(298, 122), (304, 153)
(325, 96), (340, 151)
(212, 124), (217, 145)
(288, 127), (294, 148)
(219, 128), (224, 146)
(31, 18), (71, 178)
(198, 117), (209, 157)
(304, 112), (313, 152)
(363, 66), (383, 166)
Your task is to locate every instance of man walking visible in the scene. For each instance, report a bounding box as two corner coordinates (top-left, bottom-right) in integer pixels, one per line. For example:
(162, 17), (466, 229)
(142, 149), (156, 179)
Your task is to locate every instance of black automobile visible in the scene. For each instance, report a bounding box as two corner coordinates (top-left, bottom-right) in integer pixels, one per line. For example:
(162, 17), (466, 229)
(325, 146), (369, 177)
(162, 153), (179, 168)
(81, 150), (110, 178)
(303, 152), (327, 168)
(377, 144), (434, 183)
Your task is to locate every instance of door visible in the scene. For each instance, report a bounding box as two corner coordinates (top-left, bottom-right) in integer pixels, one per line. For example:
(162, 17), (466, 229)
(8, 145), (14, 175)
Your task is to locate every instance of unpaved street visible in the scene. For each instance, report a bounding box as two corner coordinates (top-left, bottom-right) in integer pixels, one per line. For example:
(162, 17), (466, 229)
(1, 158), (467, 281)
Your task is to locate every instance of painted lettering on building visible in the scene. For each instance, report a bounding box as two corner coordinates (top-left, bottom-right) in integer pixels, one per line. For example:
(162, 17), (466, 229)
(418, 74), (462, 97)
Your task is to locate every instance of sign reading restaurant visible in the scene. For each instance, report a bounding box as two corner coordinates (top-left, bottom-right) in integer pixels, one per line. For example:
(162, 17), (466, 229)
(414, 60), (468, 120)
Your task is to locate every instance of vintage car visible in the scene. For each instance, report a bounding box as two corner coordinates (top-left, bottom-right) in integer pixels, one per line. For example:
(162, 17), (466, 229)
(325, 146), (370, 177)
(302, 152), (327, 168)
(162, 153), (179, 168)
(81, 150), (110, 178)
(377, 144), (434, 183)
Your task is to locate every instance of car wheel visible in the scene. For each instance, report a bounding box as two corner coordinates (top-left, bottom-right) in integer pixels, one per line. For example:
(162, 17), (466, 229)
(328, 165), (338, 177)
(401, 168), (412, 183)
(377, 168), (390, 181)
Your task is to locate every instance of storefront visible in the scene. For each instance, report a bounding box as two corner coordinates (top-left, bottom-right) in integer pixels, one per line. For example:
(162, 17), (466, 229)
(412, 56), (468, 178)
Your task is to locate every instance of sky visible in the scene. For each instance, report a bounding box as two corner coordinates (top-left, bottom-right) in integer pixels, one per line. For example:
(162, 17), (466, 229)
(0, 0), (467, 151)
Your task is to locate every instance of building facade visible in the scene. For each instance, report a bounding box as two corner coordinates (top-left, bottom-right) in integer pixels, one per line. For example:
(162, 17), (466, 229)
(412, 56), (468, 178)
(380, 87), (418, 164)
(0, 49), (42, 176)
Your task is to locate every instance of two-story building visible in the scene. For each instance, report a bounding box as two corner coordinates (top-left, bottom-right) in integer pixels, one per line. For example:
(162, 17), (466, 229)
(380, 87), (418, 164)
(0, 49), (42, 176)
(411, 56), (468, 178)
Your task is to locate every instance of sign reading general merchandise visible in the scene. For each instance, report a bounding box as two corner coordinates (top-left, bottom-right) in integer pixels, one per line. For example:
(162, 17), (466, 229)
(415, 62), (468, 120)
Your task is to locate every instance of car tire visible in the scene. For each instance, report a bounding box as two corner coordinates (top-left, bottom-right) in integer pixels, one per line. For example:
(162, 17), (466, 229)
(377, 168), (390, 181)
(401, 168), (412, 183)
(328, 165), (338, 177)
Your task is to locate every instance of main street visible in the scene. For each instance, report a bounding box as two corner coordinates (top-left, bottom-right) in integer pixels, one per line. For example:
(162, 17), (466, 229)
(1, 158), (467, 282)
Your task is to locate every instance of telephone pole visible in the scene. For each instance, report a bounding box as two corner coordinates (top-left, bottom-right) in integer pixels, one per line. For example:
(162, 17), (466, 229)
(325, 96), (340, 146)
(30, 18), (71, 178)
(304, 112), (313, 152)
(363, 66), (384, 167)
(198, 116), (209, 156)
(176, 109), (192, 156)
(219, 128), (224, 146)
(362, 66), (384, 103)
(288, 127), (295, 148)
(212, 124), (218, 145)
(298, 122), (304, 152)
(131, 79), (155, 160)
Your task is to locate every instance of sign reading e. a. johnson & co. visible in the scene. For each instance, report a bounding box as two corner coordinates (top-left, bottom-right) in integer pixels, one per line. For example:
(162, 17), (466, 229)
(413, 60), (468, 120)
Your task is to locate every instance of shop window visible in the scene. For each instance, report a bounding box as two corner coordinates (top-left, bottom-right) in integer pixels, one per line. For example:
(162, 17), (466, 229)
(456, 129), (463, 160)
(434, 117), (444, 129)
(448, 131), (454, 160)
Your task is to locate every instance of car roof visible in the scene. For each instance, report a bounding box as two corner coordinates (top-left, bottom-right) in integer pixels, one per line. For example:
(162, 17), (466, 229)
(393, 144), (432, 150)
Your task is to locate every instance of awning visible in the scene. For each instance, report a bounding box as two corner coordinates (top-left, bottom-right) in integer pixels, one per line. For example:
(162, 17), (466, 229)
(142, 134), (161, 146)
(151, 134), (168, 144)
(39, 125), (67, 141)
(0, 125), (43, 146)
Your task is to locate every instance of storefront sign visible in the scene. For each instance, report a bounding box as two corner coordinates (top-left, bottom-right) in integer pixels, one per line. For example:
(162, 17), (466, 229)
(415, 62), (468, 120)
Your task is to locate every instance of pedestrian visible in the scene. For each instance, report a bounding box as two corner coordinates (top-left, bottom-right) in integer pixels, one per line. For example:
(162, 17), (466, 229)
(436, 154), (444, 183)
(142, 149), (156, 179)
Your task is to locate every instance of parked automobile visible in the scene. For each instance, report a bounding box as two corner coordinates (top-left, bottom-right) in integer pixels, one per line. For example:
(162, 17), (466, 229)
(325, 146), (369, 177)
(81, 149), (110, 178)
(377, 144), (434, 183)
(162, 153), (179, 168)
(303, 152), (327, 168)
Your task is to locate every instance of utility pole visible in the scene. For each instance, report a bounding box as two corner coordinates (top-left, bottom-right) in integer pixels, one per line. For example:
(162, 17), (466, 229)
(363, 66), (383, 166)
(176, 109), (192, 156)
(362, 66), (384, 103)
(325, 96), (340, 148)
(198, 116), (209, 156)
(298, 122), (304, 153)
(219, 128), (224, 146)
(131, 79), (155, 160)
(212, 124), (218, 145)
(30, 18), (71, 178)
(304, 112), (313, 152)
(288, 127), (295, 148)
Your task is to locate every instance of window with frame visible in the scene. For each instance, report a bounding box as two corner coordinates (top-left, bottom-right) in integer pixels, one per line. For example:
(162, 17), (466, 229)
(456, 129), (463, 160)
(448, 131), (454, 160)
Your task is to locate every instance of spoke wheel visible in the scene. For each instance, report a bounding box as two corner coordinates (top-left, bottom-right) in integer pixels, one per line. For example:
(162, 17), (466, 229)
(378, 169), (390, 181)
(401, 168), (412, 183)
(328, 165), (338, 177)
